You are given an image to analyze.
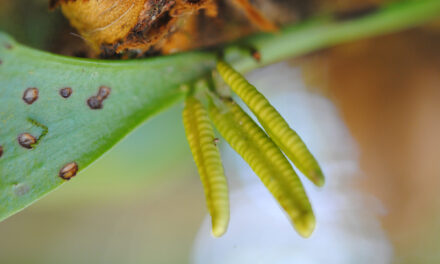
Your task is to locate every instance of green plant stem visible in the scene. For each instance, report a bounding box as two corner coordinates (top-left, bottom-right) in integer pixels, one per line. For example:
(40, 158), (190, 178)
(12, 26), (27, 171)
(225, 0), (440, 72)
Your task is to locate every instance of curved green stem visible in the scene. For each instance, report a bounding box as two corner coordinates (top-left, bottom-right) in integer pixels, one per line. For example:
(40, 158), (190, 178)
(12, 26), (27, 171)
(226, 0), (440, 72)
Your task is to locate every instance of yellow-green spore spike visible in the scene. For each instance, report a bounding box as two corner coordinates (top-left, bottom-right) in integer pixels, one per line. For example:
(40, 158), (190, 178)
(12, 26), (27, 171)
(209, 100), (315, 237)
(216, 61), (325, 187)
(183, 96), (230, 237)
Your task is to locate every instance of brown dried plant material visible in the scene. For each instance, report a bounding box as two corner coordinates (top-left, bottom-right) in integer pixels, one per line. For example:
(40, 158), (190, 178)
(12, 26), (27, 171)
(112, 0), (217, 54)
(55, 0), (151, 52)
(50, 0), (286, 56)
(231, 0), (277, 32)
(160, 14), (198, 54)
(51, 0), (217, 55)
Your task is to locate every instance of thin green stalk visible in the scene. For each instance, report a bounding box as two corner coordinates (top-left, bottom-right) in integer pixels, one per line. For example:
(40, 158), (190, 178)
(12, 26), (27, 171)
(225, 0), (440, 72)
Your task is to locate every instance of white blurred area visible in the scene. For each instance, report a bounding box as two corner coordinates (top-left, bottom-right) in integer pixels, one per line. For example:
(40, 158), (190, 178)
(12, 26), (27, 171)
(191, 62), (393, 264)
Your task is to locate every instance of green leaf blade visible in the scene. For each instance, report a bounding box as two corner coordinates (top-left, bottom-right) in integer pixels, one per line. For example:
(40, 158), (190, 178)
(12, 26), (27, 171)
(0, 33), (215, 221)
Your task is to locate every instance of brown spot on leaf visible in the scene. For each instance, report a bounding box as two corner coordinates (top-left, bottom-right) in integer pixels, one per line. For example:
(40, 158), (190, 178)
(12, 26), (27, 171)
(18, 133), (37, 149)
(97, 86), (111, 100)
(0, 145), (3, 157)
(60, 87), (73, 98)
(59, 162), (78, 180)
(87, 96), (102, 109)
(87, 86), (111, 109)
(4, 43), (12, 50)
(23, 87), (39, 104)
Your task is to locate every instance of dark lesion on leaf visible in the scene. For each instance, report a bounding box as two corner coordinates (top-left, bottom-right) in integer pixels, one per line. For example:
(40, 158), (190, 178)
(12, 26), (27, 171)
(22, 87), (39, 105)
(97, 86), (111, 100)
(59, 162), (79, 180)
(18, 118), (49, 149)
(0, 145), (3, 158)
(87, 96), (102, 109)
(87, 85), (111, 109)
(60, 87), (73, 98)
(17, 133), (37, 149)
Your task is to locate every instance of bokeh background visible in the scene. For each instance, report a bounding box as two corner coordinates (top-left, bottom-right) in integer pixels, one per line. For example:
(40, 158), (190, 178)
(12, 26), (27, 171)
(1, 0), (440, 263)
